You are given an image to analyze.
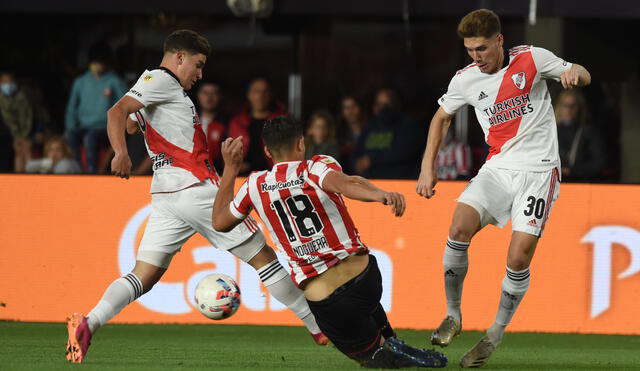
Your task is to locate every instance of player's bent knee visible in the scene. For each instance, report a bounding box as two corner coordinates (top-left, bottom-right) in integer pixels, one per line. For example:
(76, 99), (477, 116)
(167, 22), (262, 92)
(507, 257), (531, 271)
(246, 244), (277, 269)
(131, 260), (167, 293)
(448, 224), (474, 242)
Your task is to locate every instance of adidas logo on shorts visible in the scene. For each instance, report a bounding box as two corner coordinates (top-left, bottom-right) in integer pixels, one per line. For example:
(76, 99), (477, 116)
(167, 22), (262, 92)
(528, 219), (537, 227)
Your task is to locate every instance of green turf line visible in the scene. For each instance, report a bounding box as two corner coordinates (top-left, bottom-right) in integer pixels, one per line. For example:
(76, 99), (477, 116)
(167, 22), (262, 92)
(1, 322), (639, 370)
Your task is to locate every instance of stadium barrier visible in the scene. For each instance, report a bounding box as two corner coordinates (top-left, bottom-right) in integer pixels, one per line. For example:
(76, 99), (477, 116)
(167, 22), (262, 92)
(1, 175), (639, 334)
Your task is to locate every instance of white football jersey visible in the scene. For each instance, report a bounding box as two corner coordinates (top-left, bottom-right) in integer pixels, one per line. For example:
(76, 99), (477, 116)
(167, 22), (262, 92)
(126, 68), (218, 193)
(438, 46), (572, 171)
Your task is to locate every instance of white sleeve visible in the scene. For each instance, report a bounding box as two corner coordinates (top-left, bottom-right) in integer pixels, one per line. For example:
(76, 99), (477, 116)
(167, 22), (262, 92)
(531, 47), (572, 82)
(128, 113), (138, 122)
(308, 155), (342, 188)
(125, 72), (173, 107)
(437, 76), (467, 115)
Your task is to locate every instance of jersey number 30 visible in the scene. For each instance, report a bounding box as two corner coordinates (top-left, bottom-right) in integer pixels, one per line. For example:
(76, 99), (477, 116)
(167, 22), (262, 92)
(271, 195), (324, 242)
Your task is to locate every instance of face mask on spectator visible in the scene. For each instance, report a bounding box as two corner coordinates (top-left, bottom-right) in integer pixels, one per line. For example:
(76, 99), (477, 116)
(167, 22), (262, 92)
(0, 82), (17, 96)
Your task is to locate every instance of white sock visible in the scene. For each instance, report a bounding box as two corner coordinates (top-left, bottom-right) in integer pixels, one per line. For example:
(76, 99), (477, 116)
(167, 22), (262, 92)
(487, 267), (530, 345)
(258, 260), (321, 334)
(87, 273), (143, 333)
(443, 238), (469, 322)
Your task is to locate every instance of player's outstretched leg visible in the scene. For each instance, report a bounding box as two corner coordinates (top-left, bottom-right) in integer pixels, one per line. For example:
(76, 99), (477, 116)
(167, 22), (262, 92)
(65, 262), (165, 362)
(461, 233), (535, 368)
(431, 237), (467, 347)
(460, 266), (530, 368)
(248, 247), (327, 345)
(433, 203), (480, 347)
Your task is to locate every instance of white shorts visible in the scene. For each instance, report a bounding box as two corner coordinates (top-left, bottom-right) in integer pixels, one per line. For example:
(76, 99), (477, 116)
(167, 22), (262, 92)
(457, 166), (560, 237)
(137, 179), (266, 268)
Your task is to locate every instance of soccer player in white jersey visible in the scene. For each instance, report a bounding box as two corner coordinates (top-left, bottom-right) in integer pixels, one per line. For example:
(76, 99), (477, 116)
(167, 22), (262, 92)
(65, 30), (327, 363)
(211, 116), (448, 368)
(415, 9), (591, 368)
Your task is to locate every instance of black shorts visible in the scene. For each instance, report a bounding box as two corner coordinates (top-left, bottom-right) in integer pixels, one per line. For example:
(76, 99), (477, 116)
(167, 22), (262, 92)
(306, 254), (384, 357)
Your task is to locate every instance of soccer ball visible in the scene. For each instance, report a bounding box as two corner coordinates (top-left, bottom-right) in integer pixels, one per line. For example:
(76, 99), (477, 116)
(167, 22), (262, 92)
(194, 273), (241, 320)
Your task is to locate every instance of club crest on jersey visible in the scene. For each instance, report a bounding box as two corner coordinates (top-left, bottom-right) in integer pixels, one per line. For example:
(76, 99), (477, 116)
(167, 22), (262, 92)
(511, 72), (526, 90)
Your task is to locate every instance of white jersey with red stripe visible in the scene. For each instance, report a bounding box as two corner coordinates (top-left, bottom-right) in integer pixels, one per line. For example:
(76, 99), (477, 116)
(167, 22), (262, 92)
(438, 45), (572, 172)
(126, 68), (218, 193)
(229, 155), (367, 286)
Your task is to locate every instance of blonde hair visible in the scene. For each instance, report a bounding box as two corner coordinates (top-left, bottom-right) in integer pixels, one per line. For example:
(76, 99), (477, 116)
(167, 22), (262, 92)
(457, 9), (501, 39)
(554, 89), (588, 125)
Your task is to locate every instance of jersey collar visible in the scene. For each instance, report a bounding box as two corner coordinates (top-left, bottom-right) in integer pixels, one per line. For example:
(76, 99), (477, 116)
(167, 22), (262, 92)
(158, 66), (181, 86)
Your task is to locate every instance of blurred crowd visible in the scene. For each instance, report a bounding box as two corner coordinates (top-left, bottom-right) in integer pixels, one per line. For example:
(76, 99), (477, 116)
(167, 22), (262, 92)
(0, 42), (622, 182)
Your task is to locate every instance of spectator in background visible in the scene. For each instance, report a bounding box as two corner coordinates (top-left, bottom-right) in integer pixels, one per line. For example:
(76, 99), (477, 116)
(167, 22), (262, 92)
(352, 88), (424, 179)
(25, 135), (81, 174)
(197, 81), (228, 171)
(0, 71), (33, 172)
(229, 77), (287, 174)
(0, 111), (12, 172)
(555, 89), (607, 182)
(65, 41), (127, 173)
(436, 125), (472, 180)
(336, 95), (367, 172)
(305, 110), (340, 160)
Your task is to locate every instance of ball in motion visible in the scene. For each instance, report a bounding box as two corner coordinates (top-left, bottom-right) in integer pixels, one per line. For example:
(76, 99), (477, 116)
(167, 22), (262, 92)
(194, 274), (241, 320)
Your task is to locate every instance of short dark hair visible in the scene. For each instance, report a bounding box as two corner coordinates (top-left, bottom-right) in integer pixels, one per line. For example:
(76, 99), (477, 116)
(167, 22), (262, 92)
(262, 115), (301, 156)
(457, 9), (501, 39)
(164, 29), (211, 56)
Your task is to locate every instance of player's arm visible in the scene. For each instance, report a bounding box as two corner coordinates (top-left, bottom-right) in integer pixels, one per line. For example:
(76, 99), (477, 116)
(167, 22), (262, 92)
(416, 106), (455, 198)
(321, 171), (406, 217)
(560, 63), (591, 89)
(126, 116), (140, 134)
(212, 137), (246, 232)
(107, 95), (144, 179)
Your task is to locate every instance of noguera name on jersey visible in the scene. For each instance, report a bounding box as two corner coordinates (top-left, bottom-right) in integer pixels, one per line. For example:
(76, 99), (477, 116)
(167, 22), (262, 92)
(484, 93), (534, 127)
(292, 236), (329, 258)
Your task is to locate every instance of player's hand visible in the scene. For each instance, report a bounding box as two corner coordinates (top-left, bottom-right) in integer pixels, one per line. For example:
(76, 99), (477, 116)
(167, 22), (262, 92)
(221, 136), (244, 170)
(382, 192), (406, 217)
(560, 65), (580, 89)
(416, 169), (437, 199)
(111, 153), (132, 179)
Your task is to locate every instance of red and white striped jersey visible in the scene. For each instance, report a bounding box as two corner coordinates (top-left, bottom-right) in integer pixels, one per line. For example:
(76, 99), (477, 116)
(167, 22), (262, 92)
(126, 68), (218, 193)
(438, 46), (572, 172)
(229, 155), (367, 286)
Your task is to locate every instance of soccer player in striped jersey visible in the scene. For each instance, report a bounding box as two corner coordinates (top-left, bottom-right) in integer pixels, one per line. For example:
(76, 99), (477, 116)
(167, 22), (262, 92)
(65, 30), (327, 364)
(416, 9), (590, 368)
(212, 116), (447, 368)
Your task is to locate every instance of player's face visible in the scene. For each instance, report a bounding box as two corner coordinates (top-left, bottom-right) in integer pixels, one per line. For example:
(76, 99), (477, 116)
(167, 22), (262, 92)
(464, 34), (503, 74)
(197, 84), (220, 111)
(177, 52), (207, 91)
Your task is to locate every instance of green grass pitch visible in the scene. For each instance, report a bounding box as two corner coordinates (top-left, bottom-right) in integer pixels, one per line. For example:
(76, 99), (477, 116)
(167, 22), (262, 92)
(1, 322), (639, 370)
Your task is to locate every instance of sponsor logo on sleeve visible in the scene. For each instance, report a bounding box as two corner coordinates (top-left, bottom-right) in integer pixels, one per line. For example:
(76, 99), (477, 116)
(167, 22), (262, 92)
(143, 74), (153, 82)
